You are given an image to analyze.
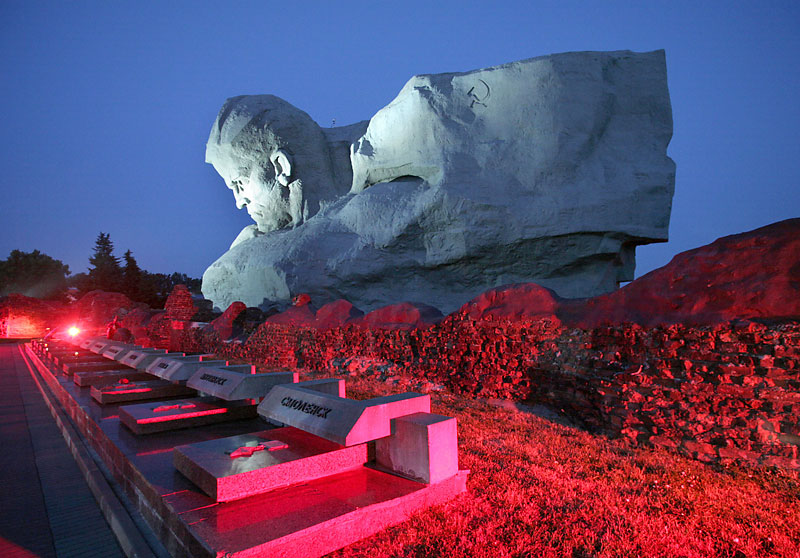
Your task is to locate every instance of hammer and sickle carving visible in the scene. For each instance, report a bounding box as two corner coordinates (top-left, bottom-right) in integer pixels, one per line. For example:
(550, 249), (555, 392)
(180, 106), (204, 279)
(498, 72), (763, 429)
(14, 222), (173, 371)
(467, 79), (490, 108)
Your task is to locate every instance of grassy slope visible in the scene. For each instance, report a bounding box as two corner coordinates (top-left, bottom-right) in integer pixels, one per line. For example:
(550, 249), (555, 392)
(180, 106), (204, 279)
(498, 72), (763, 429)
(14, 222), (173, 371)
(304, 371), (800, 558)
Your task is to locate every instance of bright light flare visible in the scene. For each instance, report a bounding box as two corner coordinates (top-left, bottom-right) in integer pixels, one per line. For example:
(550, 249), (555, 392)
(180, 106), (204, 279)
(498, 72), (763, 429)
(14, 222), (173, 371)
(68, 326), (80, 337)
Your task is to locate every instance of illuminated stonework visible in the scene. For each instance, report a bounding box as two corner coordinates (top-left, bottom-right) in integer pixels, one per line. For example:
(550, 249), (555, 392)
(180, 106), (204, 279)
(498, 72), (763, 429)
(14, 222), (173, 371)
(202, 50), (675, 313)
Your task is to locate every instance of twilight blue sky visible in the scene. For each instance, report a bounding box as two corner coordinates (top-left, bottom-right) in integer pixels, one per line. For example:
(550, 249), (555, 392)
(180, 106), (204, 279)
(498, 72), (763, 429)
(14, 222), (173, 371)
(1, 1), (798, 288)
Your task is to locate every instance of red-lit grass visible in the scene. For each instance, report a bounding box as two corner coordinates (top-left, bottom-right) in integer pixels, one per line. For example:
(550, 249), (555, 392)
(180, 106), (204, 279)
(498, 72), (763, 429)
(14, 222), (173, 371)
(314, 372), (800, 558)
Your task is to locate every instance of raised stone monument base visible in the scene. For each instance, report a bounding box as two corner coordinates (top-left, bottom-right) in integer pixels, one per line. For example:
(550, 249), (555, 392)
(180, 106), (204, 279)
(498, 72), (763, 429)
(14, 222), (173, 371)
(51, 349), (96, 367)
(173, 427), (368, 502)
(58, 354), (110, 372)
(73, 368), (151, 387)
(90, 379), (196, 405)
(119, 397), (259, 434)
(182, 467), (468, 558)
(66, 360), (130, 376)
(22, 340), (468, 558)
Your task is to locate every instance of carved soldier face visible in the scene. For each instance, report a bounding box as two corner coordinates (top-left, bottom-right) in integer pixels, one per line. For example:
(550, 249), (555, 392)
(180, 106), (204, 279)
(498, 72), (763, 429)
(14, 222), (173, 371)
(207, 146), (295, 233)
(207, 95), (339, 234)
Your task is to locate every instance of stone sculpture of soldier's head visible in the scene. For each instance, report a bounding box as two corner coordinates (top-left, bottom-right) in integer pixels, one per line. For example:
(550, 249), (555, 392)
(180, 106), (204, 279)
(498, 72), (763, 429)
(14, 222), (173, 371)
(206, 95), (337, 233)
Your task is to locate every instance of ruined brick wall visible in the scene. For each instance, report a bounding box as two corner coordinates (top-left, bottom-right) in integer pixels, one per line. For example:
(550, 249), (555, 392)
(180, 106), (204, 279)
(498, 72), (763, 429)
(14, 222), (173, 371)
(558, 321), (800, 470)
(0, 294), (64, 338)
(177, 316), (800, 471)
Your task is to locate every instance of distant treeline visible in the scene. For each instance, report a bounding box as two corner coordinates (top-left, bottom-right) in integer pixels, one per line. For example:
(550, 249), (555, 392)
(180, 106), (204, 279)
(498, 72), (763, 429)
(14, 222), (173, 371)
(0, 232), (201, 307)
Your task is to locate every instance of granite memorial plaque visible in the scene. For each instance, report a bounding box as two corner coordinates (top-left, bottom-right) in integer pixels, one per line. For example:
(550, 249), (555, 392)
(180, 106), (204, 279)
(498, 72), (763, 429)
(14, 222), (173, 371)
(73, 368), (152, 387)
(173, 427), (368, 502)
(146, 356), (229, 383)
(258, 386), (430, 446)
(119, 398), (259, 434)
(90, 379), (196, 405)
(102, 343), (140, 361)
(89, 340), (114, 353)
(120, 349), (184, 371)
(186, 367), (297, 400)
(79, 337), (102, 350)
(64, 360), (131, 376)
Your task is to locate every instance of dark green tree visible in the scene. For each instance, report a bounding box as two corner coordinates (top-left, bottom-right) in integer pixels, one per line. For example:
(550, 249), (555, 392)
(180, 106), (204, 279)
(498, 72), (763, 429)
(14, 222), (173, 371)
(0, 249), (70, 299)
(169, 272), (202, 293)
(122, 249), (142, 300)
(77, 233), (202, 307)
(87, 232), (122, 292)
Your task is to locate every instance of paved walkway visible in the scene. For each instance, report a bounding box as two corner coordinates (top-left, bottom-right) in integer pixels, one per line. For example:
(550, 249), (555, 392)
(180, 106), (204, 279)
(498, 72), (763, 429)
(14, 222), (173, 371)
(0, 343), (124, 558)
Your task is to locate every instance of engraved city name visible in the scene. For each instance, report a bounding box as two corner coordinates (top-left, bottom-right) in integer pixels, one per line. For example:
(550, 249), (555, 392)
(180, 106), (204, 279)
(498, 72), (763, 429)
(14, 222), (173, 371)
(158, 362), (170, 369)
(281, 396), (332, 419)
(199, 373), (228, 385)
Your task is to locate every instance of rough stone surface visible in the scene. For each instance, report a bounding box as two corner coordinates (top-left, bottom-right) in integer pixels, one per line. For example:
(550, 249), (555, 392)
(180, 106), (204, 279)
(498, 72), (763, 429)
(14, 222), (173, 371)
(164, 284), (197, 321)
(0, 294), (63, 337)
(206, 301), (247, 340)
(353, 303), (443, 331)
(562, 217), (800, 327)
(202, 50), (675, 313)
(181, 220), (800, 471)
(460, 218), (800, 328)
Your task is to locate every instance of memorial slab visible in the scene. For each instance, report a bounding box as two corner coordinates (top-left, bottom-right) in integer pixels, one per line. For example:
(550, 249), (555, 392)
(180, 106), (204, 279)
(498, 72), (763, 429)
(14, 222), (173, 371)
(22, 338), (469, 557)
(56, 348), (107, 361)
(102, 343), (141, 361)
(55, 352), (105, 369)
(73, 368), (152, 387)
(258, 386), (430, 446)
(40, 345), (75, 361)
(187, 367), (297, 400)
(44, 344), (84, 356)
(80, 337), (104, 350)
(48, 350), (85, 367)
(173, 427), (368, 502)
(119, 398), (259, 434)
(119, 348), (184, 371)
(90, 379), (197, 405)
(64, 359), (131, 376)
(89, 339), (116, 354)
(147, 356), (230, 383)
(181, 466), (468, 558)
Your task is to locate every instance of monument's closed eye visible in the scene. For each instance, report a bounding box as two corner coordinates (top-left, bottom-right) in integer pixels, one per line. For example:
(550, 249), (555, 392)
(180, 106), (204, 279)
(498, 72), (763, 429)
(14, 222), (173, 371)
(202, 50), (675, 314)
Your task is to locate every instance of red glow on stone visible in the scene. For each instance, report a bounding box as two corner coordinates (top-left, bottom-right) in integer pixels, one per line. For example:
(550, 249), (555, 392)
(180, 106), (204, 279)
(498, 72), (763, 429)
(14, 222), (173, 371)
(228, 441), (289, 458)
(152, 403), (197, 412)
(107, 387), (151, 394)
(138, 407), (228, 424)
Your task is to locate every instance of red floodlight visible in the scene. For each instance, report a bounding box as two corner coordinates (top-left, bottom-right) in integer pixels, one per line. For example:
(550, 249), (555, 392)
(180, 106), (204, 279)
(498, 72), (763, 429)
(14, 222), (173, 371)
(68, 326), (80, 337)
